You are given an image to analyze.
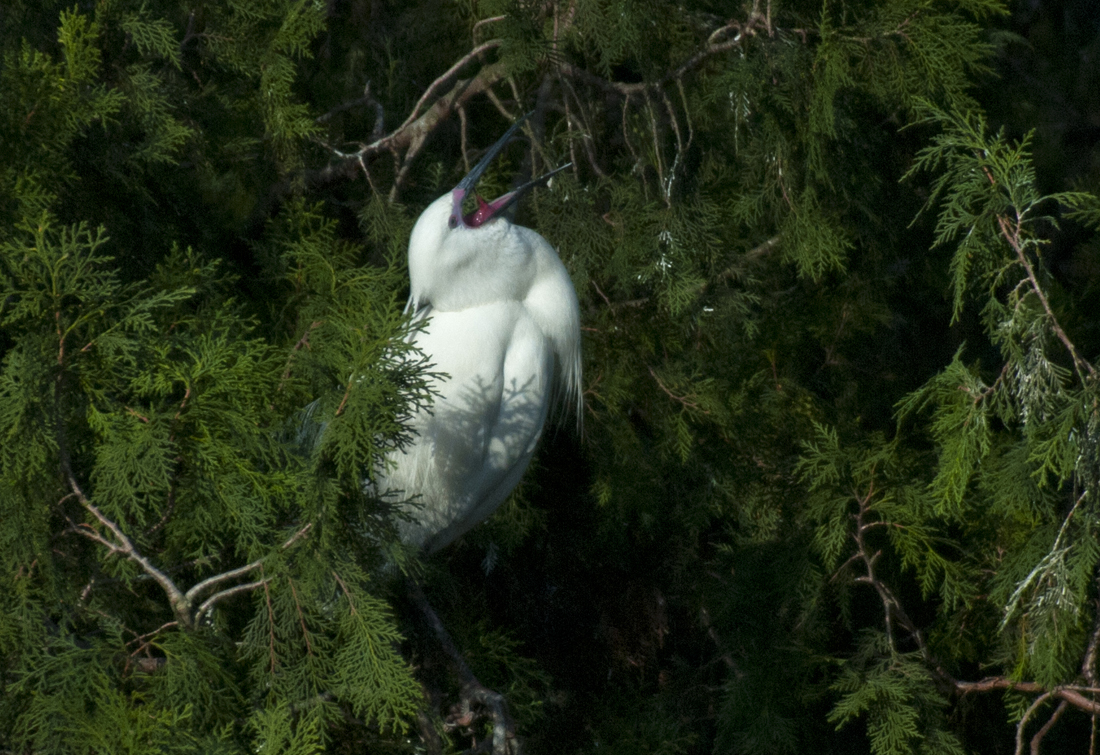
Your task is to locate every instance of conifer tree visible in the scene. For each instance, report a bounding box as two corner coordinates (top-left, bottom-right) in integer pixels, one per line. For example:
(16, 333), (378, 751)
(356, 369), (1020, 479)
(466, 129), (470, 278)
(3, 1), (1099, 753)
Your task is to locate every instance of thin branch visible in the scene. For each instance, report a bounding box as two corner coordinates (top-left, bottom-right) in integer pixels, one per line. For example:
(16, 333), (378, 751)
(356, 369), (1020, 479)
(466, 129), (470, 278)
(957, 678), (1100, 716)
(483, 82), (517, 122)
(1084, 593), (1100, 686)
(333, 570), (356, 613)
(276, 321), (322, 396)
(288, 577), (313, 657)
(555, 21), (752, 96)
(315, 82), (381, 126)
(975, 360), (1011, 402)
(172, 385), (191, 423)
(1016, 692), (1054, 755)
(262, 570), (277, 674)
(559, 74), (607, 177)
(998, 214), (1097, 382)
(386, 60), (510, 201)
(472, 15), (506, 40)
(459, 104), (471, 173)
(65, 471), (192, 627)
(829, 551), (865, 581)
(844, 478), (931, 663)
(125, 620), (180, 648)
(141, 485), (177, 538)
(314, 50), (509, 200)
(660, 87), (683, 201)
(642, 90), (667, 205)
(195, 580), (271, 622)
(408, 579), (519, 755)
(397, 41), (504, 134)
(648, 365), (708, 414)
(1031, 700), (1067, 755)
(184, 522), (313, 604)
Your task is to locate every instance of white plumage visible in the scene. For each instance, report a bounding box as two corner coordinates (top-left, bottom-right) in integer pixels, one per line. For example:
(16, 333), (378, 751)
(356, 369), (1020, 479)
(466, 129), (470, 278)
(376, 118), (581, 553)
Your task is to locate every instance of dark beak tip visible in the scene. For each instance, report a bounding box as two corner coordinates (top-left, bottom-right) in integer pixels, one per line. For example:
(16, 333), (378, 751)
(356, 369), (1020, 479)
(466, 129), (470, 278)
(452, 114), (568, 228)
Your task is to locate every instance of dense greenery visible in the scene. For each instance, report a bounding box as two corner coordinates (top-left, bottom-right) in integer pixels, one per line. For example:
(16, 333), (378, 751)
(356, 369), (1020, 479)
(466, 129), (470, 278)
(2, 0), (1099, 753)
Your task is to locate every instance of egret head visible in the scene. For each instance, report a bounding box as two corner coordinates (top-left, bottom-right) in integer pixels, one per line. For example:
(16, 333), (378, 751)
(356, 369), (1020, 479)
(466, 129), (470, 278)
(407, 116), (570, 313)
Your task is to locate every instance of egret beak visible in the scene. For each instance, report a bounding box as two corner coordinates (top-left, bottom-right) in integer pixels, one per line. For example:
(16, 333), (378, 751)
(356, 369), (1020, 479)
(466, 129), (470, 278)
(452, 114), (571, 229)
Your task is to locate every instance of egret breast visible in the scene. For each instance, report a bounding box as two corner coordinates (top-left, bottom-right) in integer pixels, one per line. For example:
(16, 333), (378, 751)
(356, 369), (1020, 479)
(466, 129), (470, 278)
(381, 300), (553, 552)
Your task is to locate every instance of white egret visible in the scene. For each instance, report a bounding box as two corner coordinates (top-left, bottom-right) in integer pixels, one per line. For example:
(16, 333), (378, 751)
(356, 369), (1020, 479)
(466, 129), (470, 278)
(378, 116), (582, 553)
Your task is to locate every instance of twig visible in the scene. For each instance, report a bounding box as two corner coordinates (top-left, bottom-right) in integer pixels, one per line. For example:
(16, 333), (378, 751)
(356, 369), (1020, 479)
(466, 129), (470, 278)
(556, 22), (751, 96)
(957, 677), (1100, 716)
(1031, 700), (1067, 755)
(642, 91), (667, 204)
(648, 365), (708, 414)
(1016, 692), (1054, 755)
(998, 214), (1097, 382)
(125, 620), (180, 652)
(288, 576), (313, 656)
(195, 580), (271, 622)
(397, 41), (504, 134)
(845, 479), (928, 658)
(407, 579), (519, 755)
(459, 105), (471, 173)
(276, 321), (322, 398)
(332, 570), (356, 613)
(1084, 593), (1100, 686)
(184, 523), (313, 605)
(142, 486), (177, 537)
(125, 407), (150, 423)
(69, 463), (312, 629)
(387, 59), (510, 201)
(559, 75), (606, 177)
(315, 81), (383, 128)
(262, 569), (277, 674)
(660, 87), (683, 201)
(314, 51), (509, 201)
(64, 470), (193, 626)
(483, 83), (517, 122)
(472, 15), (506, 40)
(172, 385), (191, 423)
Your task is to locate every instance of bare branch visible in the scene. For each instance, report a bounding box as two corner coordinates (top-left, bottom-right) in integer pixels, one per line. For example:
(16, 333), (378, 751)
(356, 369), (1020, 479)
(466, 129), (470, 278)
(472, 15), (506, 40)
(397, 40), (503, 134)
(483, 83), (518, 122)
(648, 365), (708, 414)
(315, 81), (383, 129)
(142, 485), (177, 538)
(386, 60), (511, 201)
(184, 523), (313, 604)
(195, 580), (271, 623)
(1085, 592), (1100, 686)
(408, 579), (520, 754)
(555, 18), (766, 97)
(1031, 700), (1067, 755)
(65, 471), (192, 626)
(68, 451), (312, 630)
(1016, 692), (1054, 755)
(313, 45), (511, 201)
(558, 74), (607, 177)
(125, 620), (180, 648)
(458, 105), (471, 173)
(957, 677), (1100, 716)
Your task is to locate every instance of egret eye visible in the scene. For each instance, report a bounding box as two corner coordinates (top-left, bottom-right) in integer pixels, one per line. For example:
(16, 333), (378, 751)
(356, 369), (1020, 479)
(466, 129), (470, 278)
(448, 215), (458, 229)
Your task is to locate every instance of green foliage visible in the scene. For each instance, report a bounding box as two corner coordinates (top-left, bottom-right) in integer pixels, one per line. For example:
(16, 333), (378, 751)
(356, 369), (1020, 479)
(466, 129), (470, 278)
(830, 632), (966, 755)
(4, 0), (1100, 753)
(0, 207), (423, 751)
